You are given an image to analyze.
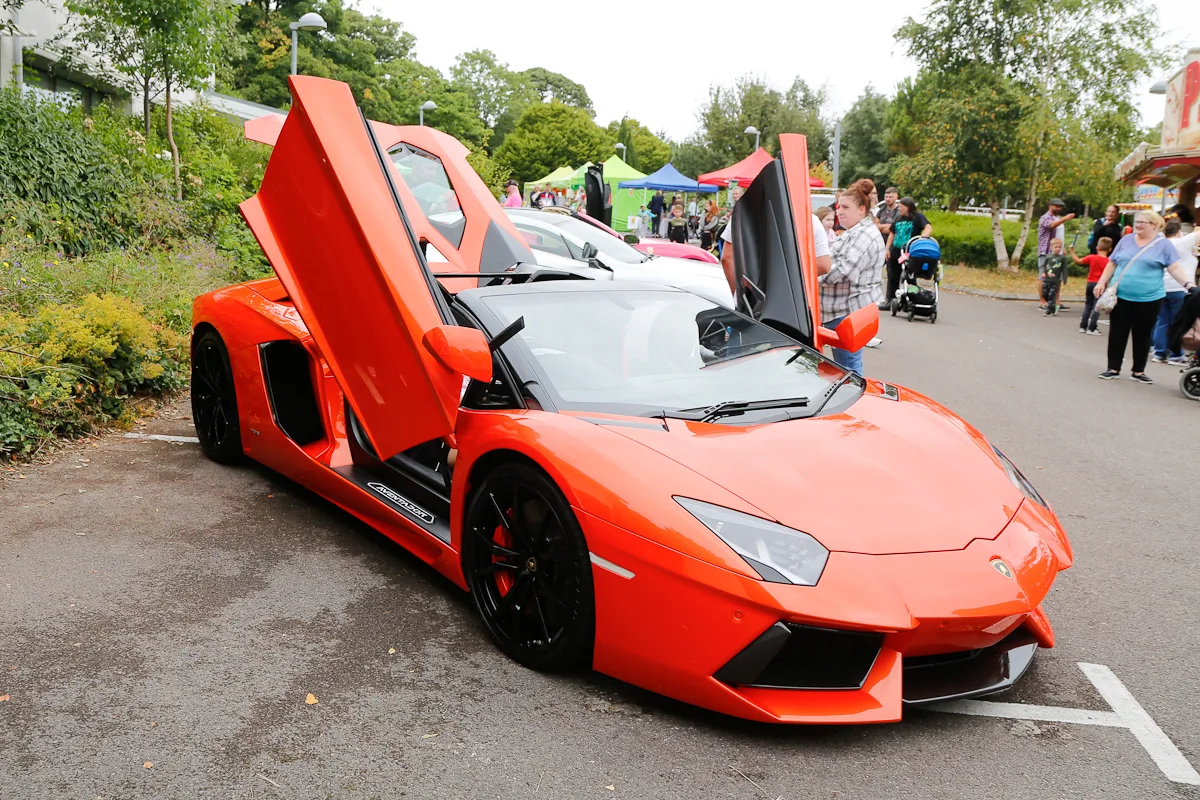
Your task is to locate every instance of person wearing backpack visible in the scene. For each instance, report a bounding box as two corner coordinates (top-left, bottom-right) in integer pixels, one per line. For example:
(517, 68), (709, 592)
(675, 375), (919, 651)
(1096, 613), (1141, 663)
(1094, 211), (1196, 383)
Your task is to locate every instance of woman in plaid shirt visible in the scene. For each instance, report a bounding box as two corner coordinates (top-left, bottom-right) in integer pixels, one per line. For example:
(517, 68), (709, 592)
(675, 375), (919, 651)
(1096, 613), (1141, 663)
(820, 184), (886, 374)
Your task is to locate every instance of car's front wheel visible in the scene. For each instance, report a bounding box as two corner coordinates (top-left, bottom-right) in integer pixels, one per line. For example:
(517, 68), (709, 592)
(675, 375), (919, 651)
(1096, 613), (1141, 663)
(463, 462), (595, 671)
(190, 328), (243, 464)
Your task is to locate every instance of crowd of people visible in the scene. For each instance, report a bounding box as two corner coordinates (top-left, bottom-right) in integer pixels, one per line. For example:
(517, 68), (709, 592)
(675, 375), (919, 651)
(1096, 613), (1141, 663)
(502, 173), (1199, 385)
(1036, 200), (1199, 384)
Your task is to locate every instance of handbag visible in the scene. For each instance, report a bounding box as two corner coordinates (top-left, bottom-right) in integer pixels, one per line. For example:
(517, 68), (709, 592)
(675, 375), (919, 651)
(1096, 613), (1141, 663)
(1095, 238), (1158, 315)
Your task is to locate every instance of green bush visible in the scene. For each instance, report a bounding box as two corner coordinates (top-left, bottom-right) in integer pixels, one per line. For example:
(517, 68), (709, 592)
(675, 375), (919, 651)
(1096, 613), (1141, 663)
(924, 211), (1094, 276)
(0, 295), (186, 458)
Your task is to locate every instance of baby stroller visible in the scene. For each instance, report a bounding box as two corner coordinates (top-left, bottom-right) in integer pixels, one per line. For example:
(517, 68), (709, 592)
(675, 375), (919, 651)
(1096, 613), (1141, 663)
(892, 235), (942, 323)
(1167, 287), (1200, 401)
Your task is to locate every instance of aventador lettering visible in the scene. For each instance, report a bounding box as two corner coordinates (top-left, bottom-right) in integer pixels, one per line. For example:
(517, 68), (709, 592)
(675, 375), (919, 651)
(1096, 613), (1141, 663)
(367, 482), (436, 525)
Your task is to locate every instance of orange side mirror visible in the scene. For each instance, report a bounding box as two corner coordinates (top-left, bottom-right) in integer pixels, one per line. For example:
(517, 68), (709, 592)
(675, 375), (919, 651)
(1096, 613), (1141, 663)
(422, 325), (493, 383)
(815, 303), (879, 354)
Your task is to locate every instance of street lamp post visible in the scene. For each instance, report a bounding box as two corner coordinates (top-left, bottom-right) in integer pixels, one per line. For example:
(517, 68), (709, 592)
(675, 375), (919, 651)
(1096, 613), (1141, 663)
(419, 100), (437, 126)
(615, 142), (626, 159)
(744, 125), (760, 151)
(290, 12), (327, 76)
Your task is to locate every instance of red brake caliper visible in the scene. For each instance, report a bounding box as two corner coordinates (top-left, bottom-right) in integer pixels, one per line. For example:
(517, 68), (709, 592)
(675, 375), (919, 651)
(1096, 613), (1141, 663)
(493, 513), (515, 595)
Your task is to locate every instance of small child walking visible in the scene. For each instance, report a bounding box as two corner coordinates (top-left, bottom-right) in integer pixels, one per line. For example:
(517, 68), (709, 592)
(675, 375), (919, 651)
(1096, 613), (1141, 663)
(1041, 238), (1069, 316)
(1069, 236), (1111, 334)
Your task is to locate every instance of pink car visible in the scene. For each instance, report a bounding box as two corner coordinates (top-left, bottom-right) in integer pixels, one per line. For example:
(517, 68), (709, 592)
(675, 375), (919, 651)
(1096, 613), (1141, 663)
(545, 208), (720, 264)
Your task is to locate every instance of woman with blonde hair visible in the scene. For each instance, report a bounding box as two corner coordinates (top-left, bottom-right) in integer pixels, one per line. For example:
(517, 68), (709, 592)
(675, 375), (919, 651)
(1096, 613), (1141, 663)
(1094, 210), (1196, 383)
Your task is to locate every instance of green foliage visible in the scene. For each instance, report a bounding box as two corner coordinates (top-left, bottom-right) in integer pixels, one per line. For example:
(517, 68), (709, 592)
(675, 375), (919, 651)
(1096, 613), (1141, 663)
(0, 295), (187, 458)
(838, 88), (894, 188)
(0, 87), (167, 255)
(466, 150), (512, 199)
(607, 117), (670, 174)
(924, 211), (1037, 271)
(671, 75), (831, 178)
(494, 102), (612, 185)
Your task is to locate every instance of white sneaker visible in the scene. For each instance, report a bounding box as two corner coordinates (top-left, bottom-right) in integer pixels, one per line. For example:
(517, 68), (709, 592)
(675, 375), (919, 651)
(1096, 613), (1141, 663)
(1086, 329), (1103, 336)
(865, 337), (882, 348)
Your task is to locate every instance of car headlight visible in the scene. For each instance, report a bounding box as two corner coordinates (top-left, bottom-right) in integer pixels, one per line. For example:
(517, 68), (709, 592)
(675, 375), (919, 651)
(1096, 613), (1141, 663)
(675, 497), (828, 586)
(991, 445), (1047, 507)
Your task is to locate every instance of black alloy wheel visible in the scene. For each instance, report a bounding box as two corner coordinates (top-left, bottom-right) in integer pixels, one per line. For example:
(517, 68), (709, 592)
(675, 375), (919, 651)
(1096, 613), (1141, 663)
(190, 329), (244, 464)
(463, 463), (595, 671)
(1181, 367), (1200, 402)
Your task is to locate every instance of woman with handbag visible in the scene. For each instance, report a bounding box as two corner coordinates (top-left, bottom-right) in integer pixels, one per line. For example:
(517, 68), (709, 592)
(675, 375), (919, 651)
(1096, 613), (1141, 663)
(1094, 211), (1196, 383)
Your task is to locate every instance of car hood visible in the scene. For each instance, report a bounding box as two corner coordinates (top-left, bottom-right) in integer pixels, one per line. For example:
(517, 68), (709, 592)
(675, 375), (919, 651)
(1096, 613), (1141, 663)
(609, 257), (733, 307)
(603, 385), (1025, 555)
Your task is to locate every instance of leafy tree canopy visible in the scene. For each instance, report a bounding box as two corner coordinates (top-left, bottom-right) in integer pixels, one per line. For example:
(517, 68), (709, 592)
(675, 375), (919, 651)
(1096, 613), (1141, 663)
(493, 102), (611, 184)
(606, 117), (670, 174)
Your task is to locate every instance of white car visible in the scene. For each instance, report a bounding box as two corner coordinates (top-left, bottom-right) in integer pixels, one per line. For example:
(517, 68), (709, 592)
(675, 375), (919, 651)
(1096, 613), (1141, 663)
(504, 208), (734, 308)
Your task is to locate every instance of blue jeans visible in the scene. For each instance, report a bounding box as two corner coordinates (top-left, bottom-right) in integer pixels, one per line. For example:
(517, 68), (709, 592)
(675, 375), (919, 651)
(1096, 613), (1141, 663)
(1152, 291), (1186, 358)
(823, 315), (863, 375)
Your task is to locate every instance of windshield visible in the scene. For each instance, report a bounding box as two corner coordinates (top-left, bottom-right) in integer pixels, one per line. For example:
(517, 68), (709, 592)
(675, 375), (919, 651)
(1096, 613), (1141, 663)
(481, 290), (851, 420)
(537, 215), (647, 264)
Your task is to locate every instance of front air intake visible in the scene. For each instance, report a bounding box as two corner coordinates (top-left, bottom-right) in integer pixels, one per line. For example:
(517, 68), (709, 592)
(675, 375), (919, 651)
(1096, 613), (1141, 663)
(715, 623), (884, 690)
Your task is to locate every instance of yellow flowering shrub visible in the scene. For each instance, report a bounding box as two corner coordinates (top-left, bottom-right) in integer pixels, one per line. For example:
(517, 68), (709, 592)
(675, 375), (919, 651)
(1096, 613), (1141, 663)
(0, 295), (186, 458)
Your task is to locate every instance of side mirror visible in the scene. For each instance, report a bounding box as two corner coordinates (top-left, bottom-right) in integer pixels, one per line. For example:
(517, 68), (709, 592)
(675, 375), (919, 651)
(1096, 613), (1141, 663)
(816, 303), (879, 355)
(422, 325), (493, 383)
(623, 233), (640, 245)
(580, 241), (598, 260)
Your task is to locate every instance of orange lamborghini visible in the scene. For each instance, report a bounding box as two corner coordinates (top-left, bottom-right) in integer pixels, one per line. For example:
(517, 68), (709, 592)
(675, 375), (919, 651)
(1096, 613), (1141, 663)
(190, 77), (1072, 724)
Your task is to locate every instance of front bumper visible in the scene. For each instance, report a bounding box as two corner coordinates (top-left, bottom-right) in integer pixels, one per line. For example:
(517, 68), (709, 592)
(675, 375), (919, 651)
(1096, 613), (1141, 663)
(581, 500), (1067, 724)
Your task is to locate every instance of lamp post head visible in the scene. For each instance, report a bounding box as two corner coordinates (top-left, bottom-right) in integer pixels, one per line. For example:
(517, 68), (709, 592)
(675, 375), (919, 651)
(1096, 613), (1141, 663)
(1148, 79), (1168, 95)
(290, 12), (327, 31)
(420, 100), (438, 112)
(743, 125), (759, 136)
(615, 142), (626, 154)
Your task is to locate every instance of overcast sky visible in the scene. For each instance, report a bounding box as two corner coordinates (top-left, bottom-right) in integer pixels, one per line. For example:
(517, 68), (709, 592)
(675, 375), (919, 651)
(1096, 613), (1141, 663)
(375, 0), (1200, 145)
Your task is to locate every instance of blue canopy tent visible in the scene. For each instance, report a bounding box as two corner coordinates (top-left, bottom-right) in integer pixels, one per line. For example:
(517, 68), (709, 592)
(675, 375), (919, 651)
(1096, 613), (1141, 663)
(617, 163), (718, 193)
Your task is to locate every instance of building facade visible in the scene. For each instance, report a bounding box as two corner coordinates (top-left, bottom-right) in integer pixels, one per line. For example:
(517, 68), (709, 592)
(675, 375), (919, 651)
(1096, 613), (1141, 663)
(1116, 48), (1200, 220)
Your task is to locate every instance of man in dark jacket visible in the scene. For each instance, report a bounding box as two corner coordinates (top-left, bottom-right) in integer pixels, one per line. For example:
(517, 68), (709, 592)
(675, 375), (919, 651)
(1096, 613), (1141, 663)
(648, 191), (665, 237)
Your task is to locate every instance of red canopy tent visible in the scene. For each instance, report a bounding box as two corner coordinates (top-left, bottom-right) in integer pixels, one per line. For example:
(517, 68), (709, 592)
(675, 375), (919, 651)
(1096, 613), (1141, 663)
(699, 147), (825, 188)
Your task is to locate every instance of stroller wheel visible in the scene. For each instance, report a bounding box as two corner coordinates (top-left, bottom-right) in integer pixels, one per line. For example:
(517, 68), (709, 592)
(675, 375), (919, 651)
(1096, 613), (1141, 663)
(891, 301), (898, 317)
(930, 310), (938, 324)
(1181, 367), (1200, 402)
(907, 308), (915, 322)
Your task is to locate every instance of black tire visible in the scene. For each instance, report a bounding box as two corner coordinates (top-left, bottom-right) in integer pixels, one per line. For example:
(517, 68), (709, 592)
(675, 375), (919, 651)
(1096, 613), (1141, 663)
(190, 328), (244, 464)
(890, 301), (898, 317)
(907, 308), (915, 322)
(930, 311), (938, 324)
(1181, 367), (1200, 402)
(463, 462), (595, 671)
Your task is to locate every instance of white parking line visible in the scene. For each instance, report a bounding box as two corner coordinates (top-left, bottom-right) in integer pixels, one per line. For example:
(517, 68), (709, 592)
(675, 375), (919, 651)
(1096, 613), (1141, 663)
(121, 433), (200, 443)
(930, 699), (1125, 727)
(926, 662), (1200, 786)
(1078, 663), (1200, 786)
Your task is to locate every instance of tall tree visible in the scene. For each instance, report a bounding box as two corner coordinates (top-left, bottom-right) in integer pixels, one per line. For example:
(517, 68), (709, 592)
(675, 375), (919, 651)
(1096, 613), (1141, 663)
(606, 117), (671, 173)
(450, 49), (518, 127)
(682, 75), (831, 172)
(516, 67), (593, 115)
(898, 0), (1167, 269)
(837, 87), (893, 189)
(493, 101), (611, 184)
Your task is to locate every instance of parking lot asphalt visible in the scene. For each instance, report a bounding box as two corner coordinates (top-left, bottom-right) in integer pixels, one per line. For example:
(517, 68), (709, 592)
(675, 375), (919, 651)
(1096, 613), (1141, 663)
(3, 290), (1199, 800)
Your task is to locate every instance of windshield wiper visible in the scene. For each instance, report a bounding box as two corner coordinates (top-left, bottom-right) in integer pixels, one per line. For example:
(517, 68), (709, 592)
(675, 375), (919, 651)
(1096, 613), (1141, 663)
(644, 396), (810, 423)
(810, 371), (861, 416)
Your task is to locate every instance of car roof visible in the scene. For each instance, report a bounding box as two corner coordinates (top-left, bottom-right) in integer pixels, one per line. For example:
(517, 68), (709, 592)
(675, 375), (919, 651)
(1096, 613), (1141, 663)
(504, 208), (571, 227)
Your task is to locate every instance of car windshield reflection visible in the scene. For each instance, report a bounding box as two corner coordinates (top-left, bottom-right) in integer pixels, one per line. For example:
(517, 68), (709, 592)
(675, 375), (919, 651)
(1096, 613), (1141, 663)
(480, 290), (852, 421)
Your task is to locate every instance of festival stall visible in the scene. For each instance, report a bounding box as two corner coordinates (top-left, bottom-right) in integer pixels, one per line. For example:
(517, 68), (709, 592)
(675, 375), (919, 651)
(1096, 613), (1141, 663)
(597, 155), (647, 231)
(1115, 47), (1200, 226)
(699, 147), (826, 190)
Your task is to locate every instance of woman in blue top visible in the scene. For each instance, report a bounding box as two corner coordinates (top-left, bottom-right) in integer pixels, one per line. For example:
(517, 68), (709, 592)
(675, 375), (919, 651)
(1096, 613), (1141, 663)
(1093, 211), (1196, 383)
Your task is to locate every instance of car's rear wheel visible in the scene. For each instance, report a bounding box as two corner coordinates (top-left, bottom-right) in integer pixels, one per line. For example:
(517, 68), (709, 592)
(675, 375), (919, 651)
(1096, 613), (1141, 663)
(463, 463), (594, 671)
(190, 328), (243, 464)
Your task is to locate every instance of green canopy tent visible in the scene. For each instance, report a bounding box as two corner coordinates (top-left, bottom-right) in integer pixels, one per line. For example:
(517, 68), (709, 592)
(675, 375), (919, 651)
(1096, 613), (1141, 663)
(525, 165), (574, 203)
(597, 155), (647, 232)
(564, 162), (594, 189)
